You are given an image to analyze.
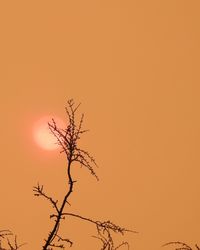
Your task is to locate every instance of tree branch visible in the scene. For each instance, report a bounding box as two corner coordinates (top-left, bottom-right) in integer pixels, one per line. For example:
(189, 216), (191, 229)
(33, 183), (59, 213)
(34, 99), (132, 250)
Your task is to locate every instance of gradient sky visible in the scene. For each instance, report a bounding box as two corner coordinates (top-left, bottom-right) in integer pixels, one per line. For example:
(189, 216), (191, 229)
(0, 1), (200, 250)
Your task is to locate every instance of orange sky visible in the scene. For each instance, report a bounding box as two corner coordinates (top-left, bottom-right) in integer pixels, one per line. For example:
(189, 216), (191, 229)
(0, 1), (200, 249)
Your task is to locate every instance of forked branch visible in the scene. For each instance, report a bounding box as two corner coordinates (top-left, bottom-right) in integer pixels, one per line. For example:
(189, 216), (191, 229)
(34, 100), (99, 250)
(34, 99), (133, 250)
(63, 213), (136, 250)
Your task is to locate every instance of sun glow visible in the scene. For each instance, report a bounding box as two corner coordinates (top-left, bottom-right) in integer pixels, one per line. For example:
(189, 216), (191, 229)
(33, 116), (65, 151)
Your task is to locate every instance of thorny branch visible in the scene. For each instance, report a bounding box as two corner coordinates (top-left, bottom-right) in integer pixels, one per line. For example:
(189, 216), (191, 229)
(33, 100), (99, 249)
(1, 100), (199, 249)
(63, 213), (136, 250)
(33, 183), (59, 213)
(33, 99), (132, 250)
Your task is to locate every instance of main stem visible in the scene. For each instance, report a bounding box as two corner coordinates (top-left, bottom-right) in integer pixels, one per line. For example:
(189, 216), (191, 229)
(43, 155), (73, 250)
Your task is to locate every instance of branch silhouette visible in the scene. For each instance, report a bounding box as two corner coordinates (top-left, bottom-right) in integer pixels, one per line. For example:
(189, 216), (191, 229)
(162, 241), (200, 250)
(33, 99), (133, 250)
(2, 99), (197, 249)
(0, 230), (26, 250)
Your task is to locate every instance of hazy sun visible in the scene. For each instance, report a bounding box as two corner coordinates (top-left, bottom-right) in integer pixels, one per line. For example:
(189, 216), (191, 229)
(33, 116), (65, 151)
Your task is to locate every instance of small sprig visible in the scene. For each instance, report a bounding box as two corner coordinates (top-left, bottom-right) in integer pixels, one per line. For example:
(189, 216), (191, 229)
(33, 183), (59, 213)
(0, 231), (26, 250)
(162, 241), (200, 250)
(62, 213), (136, 250)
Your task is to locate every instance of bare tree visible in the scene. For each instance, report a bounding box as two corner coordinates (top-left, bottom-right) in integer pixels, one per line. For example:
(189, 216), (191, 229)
(33, 99), (135, 250)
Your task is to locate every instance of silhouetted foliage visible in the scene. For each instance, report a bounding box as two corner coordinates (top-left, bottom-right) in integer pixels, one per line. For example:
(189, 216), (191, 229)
(0, 230), (25, 250)
(162, 241), (200, 250)
(33, 99), (133, 250)
(2, 99), (197, 249)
